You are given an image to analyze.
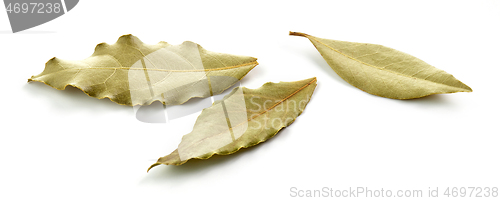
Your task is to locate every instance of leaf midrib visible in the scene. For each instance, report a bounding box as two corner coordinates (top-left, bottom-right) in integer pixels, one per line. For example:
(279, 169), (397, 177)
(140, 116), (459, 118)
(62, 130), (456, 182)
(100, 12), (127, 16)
(34, 61), (259, 78)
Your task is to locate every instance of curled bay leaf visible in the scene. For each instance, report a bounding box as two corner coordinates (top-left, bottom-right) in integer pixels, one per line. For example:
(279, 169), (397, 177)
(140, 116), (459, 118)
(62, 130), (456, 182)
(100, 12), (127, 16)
(148, 77), (317, 171)
(28, 35), (258, 106)
(290, 32), (472, 99)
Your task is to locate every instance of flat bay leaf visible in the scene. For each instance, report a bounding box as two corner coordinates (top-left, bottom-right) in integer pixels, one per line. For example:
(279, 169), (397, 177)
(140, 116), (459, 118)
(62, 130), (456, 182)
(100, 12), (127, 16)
(290, 32), (472, 99)
(28, 35), (258, 106)
(148, 77), (317, 171)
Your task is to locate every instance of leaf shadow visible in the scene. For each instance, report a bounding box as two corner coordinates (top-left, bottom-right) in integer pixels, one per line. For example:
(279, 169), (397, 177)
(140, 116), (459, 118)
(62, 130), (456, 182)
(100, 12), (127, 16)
(392, 94), (458, 108)
(142, 148), (250, 183)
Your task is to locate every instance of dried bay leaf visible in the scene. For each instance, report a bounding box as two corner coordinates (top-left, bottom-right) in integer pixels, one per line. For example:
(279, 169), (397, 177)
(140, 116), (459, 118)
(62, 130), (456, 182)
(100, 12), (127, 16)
(148, 77), (317, 171)
(28, 35), (258, 106)
(290, 32), (472, 99)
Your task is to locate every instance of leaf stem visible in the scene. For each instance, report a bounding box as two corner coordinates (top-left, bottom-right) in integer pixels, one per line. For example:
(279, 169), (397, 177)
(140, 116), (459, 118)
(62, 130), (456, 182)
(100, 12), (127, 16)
(289, 31), (309, 37)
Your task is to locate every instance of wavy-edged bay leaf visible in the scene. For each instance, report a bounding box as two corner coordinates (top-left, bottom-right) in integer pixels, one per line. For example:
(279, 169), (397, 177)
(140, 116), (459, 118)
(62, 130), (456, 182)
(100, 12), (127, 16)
(148, 77), (317, 171)
(28, 35), (258, 106)
(290, 32), (472, 99)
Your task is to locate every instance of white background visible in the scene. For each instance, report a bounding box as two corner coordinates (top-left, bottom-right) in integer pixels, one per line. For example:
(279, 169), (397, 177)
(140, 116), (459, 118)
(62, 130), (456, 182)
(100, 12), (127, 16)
(1, 0), (499, 200)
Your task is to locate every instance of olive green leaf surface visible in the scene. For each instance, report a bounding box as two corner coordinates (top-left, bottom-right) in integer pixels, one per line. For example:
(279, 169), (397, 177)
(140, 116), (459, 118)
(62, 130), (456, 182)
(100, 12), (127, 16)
(148, 77), (317, 171)
(28, 35), (258, 106)
(290, 32), (472, 99)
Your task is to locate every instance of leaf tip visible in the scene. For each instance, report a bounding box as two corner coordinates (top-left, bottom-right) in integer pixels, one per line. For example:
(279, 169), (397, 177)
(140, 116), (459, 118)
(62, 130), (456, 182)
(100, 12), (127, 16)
(289, 31), (309, 37)
(463, 84), (473, 92)
(147, 163), (161, 173)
